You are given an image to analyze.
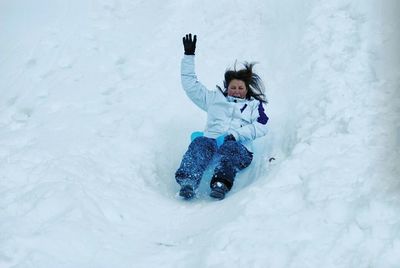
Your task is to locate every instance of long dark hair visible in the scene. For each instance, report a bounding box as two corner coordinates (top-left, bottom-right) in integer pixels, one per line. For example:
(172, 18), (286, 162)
(217, 62), (267, 103)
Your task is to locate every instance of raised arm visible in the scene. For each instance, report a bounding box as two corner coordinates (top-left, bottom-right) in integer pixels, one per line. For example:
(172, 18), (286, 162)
(181, 33), (216, 111)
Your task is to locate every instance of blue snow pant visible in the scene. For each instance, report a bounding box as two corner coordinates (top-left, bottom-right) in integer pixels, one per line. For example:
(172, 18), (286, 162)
(175, 136), (253, 191)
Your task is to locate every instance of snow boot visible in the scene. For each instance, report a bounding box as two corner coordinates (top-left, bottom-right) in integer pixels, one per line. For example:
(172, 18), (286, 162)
(210, 182), (229, 200)
(179, 185), (195, 200)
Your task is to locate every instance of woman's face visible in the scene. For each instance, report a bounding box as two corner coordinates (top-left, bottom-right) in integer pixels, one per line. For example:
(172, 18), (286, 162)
(227, 79), (247, 99)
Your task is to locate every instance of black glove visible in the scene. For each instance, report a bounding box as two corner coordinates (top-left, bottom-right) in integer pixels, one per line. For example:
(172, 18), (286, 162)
(224, 134), (236, 142)
(182, 33), (197, 55)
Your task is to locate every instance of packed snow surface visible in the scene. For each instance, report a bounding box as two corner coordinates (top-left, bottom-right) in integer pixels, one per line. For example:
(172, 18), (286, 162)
(1, 0), (399, 267)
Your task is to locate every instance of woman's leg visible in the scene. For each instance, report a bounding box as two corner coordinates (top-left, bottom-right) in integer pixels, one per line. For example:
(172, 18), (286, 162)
(211, 140), (253, 191)
(175, 136), (217, 190)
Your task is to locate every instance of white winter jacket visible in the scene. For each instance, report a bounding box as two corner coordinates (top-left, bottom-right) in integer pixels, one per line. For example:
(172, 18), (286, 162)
(181, 55), (269, 151)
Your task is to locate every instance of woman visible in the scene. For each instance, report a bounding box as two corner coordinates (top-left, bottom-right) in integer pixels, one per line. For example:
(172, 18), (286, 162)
(175, 33), (269, 200)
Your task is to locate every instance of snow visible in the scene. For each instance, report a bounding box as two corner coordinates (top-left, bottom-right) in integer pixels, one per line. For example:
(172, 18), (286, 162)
(1, 0), (399, 267)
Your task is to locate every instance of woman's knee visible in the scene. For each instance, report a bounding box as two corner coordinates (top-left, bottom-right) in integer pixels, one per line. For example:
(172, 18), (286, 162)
(218, 140), (240, 155)
(218, 141), (253, 169)
(190, 136), (214, 148)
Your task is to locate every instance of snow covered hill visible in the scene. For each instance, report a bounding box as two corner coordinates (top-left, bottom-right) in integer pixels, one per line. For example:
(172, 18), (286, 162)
(1, 0), (399, 267)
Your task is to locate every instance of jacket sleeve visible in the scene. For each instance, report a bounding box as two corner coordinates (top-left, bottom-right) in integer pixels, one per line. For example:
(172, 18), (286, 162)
(230, 101), (269, 142)
(181, 55), (215, 111)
